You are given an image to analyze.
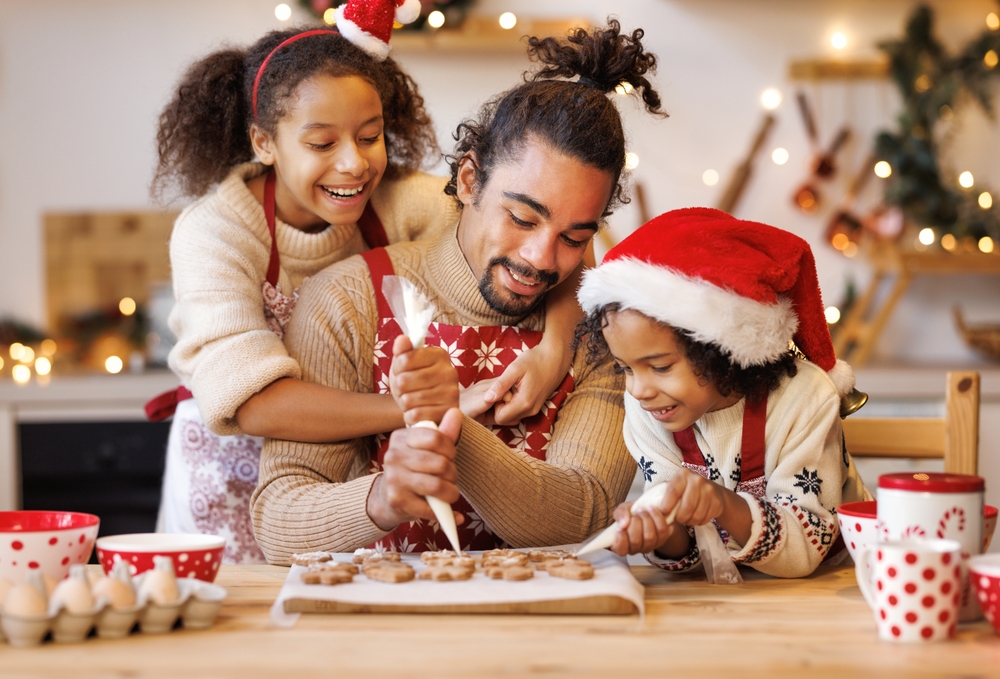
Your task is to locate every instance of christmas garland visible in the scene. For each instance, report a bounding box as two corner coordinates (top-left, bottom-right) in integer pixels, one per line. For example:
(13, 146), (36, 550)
(876, 5), (1000, 240)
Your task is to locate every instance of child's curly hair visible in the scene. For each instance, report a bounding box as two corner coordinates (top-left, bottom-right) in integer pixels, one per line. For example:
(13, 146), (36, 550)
(573, 303), (798, 402)
(152, 27), (437, 201)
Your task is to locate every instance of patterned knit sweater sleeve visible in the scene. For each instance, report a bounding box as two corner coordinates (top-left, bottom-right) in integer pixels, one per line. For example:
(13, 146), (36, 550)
(250, 254), (389, 564)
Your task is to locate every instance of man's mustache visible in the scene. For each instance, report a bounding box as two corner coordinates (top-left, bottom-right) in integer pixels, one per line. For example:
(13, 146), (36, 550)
(490, 256), (559, 289)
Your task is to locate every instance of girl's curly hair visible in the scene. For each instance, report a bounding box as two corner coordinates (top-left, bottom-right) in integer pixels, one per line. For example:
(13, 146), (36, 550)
(573, 303), (798, 402)
(444, 19), (666, 215)
(152, 28), (438, 201)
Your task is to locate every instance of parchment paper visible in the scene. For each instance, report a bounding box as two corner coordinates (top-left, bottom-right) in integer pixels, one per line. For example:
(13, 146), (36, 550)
(268, 548), (643, 626)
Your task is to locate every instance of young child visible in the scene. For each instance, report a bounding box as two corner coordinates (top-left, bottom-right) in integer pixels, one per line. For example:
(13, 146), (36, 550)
(576, 207), (872, 578)
(149, 0), (582, 563)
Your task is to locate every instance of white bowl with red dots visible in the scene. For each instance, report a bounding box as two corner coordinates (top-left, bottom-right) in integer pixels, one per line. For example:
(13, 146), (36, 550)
(96, 534), (225, 582)
(0, 511), (100, 583)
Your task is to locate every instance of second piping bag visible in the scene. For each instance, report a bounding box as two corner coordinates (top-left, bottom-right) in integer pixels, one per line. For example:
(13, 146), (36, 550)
(381, 275), (463, 555)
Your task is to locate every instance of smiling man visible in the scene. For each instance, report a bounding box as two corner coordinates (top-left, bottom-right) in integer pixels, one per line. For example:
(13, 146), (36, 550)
(250, 21), (666, 562)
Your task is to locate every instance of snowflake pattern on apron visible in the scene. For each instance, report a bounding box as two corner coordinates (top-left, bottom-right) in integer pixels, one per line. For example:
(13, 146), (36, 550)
(360, 247), (574, 553)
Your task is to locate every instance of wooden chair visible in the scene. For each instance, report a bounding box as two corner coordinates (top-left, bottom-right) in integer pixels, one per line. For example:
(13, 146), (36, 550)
(843, 371), (980, 476)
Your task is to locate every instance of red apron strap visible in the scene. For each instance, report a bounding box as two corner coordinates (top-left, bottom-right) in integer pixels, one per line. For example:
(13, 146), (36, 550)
(263, 170), (280, 288)
(740, 393), (768, 480)
(144, 385), (194, 422)
(360, 247), (395, 320)
(673, 427), (706, 467)
(357, 201), (389, 249)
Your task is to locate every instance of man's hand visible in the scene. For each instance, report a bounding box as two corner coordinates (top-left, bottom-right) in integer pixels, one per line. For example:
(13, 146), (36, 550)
(389, 335), (460, 426)
(367, 408), (465, 531)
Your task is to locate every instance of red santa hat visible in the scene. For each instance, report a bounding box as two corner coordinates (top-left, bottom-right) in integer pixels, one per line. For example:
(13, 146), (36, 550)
(335, 0), (421, 61)
(578, 207), (855, 396)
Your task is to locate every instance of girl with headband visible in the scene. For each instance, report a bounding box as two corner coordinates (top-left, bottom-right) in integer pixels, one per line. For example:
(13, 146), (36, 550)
(148, 0), (584, 563)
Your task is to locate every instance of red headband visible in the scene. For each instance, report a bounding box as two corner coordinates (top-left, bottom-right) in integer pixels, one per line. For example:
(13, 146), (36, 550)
(252, 29), (337, 122)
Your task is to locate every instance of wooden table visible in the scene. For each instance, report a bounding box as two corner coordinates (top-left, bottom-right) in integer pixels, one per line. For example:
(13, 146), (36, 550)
(3, 564), (998, 678)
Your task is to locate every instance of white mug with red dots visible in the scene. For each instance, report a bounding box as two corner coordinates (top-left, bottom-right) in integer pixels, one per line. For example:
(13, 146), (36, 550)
(877, 472), (984, 621)
(855, 539), (963, 643)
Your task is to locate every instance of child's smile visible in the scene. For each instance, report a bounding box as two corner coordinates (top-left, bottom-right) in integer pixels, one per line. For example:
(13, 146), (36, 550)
(603, 309), (742, 432)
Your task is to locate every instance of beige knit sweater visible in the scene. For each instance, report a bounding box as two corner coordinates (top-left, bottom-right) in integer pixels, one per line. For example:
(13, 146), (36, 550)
(251, 227), (634, 564)
(167, 162), (457, 435)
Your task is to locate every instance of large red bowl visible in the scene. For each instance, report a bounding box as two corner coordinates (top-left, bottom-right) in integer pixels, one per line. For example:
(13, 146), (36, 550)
(96, 533), (225, 582)
(970, 554), (1000, 635)
(0, 511), (100, 583)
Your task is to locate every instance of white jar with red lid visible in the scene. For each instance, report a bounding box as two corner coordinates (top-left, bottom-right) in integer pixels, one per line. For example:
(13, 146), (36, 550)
(877, 472), (985, 621)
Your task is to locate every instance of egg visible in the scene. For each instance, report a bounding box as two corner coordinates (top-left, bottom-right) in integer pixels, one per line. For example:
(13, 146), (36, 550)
(92, 575), (136, 609)
(3, 576), (48, 618)
(0, 578), (12, 604)
(138, 556), (179, 605)
(50, 565), (95, 614)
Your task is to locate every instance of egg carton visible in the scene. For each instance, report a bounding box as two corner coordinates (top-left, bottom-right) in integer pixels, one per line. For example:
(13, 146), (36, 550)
(0, 571), (226, 647)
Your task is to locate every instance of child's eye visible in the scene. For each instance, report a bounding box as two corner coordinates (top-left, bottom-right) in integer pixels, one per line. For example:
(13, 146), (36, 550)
(309, 142), (333, 151)
(652, 364), (672, 374)
(360, 134), (382, 144)
(613, 362), (631, 375)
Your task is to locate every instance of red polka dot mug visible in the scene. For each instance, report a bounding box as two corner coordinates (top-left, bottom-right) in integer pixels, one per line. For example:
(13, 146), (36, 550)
(855, 538), (962, 643)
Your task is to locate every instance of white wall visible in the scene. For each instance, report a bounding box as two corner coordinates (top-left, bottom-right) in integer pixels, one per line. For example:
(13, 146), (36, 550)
(0, 0), (998, 364)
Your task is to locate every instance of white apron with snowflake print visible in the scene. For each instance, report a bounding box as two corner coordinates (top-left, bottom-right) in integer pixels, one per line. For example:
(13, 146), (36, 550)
(360, 247), (575, 553)
(155, 170), (391, 564)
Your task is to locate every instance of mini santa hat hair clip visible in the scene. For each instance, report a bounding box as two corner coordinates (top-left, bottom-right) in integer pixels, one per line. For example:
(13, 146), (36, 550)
(336, 0), (421, 60)
(577, 207), (856, 396)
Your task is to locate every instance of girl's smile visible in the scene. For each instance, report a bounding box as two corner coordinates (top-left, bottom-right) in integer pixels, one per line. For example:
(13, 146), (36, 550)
(602, 309), (742, 432)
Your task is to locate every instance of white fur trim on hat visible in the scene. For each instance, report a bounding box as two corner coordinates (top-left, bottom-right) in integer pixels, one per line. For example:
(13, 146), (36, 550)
(335, 5), (391, 60)
(395, 0), (421, 24)
(826, 359), (855, 397)
(578, 258), (798, 368)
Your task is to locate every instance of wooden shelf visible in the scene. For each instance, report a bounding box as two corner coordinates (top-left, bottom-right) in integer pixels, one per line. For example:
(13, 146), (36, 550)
(788, 57), (889, 81)
(392, 15), (590, 53)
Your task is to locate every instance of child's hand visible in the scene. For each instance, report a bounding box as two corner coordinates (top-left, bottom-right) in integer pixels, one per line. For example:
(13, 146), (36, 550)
(609, 501), (677, 556)
(459, 378), (498, 422)
(659, 468), (728, 528)
(389, 335), (460, 426)
(487, 339), (570, 426)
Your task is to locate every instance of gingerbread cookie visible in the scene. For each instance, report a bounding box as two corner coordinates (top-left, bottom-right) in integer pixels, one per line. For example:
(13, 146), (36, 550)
(485, 565), (534, 581)
(546, 559), (595, 580)
(418, 564), (474, 581)
(364, 562), (415, 583)
(527, 549), (574, 562)
(300, 562), (358, 585)
(290, 551), (333, 566)
(481, 549), (528, 568)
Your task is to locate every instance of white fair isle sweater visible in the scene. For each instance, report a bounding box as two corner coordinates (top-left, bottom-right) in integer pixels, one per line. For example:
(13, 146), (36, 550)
(623, 359), (872, 578)
(167, 162), (458, 435)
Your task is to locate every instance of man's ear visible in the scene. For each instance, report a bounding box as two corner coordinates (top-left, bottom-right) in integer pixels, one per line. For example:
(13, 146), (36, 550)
(250, 124), (276, 165)
(455, 152), (480, 208)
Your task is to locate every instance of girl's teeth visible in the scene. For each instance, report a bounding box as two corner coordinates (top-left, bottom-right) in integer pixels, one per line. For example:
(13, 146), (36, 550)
(324, 186), (363, 198)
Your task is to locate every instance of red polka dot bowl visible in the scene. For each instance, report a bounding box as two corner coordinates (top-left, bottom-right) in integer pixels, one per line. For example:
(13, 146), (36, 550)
(96, 534), (225, 583)
(970, 554), (1000, 634)
(0, 511), (100, 584)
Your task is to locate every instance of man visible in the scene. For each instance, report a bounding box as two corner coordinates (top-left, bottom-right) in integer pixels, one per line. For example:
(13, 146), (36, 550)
(250, 21), (665, 562)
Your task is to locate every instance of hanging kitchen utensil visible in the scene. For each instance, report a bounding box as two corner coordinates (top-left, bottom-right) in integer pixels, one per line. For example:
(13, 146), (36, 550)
(716, 112), (776, 215)
(792, 126), (852, 214)
(825, 153), (875, 246)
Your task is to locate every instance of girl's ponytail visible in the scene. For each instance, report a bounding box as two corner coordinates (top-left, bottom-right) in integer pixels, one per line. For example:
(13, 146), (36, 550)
(152, 48), (253, 201)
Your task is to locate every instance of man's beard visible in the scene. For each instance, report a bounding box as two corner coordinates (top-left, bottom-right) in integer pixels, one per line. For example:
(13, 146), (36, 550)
(478, 256), (559, 317)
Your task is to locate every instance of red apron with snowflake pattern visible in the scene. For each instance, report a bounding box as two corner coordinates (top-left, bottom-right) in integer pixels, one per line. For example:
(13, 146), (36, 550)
(360, 247), (575, 553)
(673, 394), (843, 559)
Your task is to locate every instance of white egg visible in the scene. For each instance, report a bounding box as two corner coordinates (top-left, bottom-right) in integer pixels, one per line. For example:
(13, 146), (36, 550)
(92, 576), (136, 609)
(0, 578), (12, 603)
(50, 566), (95, 614)
(3, 581), (47, 617)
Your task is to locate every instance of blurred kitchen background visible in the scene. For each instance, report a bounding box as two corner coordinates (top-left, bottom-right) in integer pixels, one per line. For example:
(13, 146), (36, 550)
(0, 0), (998, 540)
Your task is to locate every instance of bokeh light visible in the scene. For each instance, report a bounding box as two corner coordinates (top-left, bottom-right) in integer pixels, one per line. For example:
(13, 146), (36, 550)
(918, 227), (936, 245)
(274, 4), (291, 21)
(825, 307), (841, 324)
(35, 357), (51, 376)
(624, 152), (640, 170)
(980, 237), (996, 254)
(499, 12), (517, 30)
(9, 342), (24, 360)
(959, 171), (974, 188)
(702, 169), (720, 186)
(772, 148), (789, 165)
(874, 161), (892, 178)
(12, 364), (31, 384)
(831, 33), (847, 50)
(427, 10), (445, 28)
(760, 88), (782, 110)
(979, 192), (993, 209)
(119, 297), (137, 316)
(105, 356), (124, 374)
(941, 234), (957, 251)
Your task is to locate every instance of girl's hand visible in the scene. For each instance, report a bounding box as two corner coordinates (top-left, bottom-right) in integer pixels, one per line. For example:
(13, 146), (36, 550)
(459, 378), (499, 422)
(659, 468), (728, 528)
(610, 501), (677, 556)
(487, 338), (571, 426)
(389, 335), (460, 426)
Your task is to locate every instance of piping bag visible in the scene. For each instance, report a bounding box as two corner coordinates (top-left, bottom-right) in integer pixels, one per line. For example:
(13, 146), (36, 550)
(382, 275), (463, 555)
(575, 483), (743, 585)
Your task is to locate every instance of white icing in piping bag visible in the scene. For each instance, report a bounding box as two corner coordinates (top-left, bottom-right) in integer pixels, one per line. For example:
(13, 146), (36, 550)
(382, 276), (463, 555)
(575, 483), (678, 556)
